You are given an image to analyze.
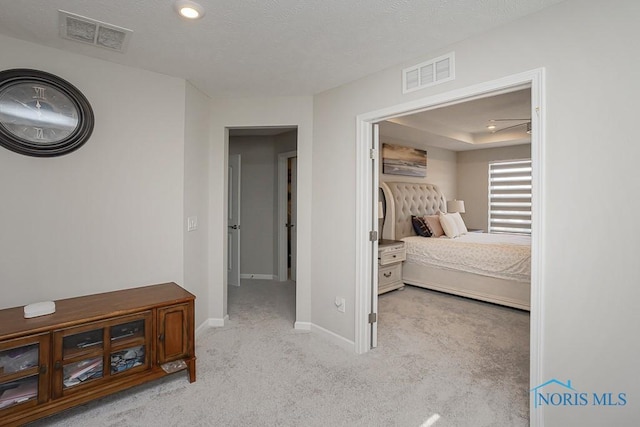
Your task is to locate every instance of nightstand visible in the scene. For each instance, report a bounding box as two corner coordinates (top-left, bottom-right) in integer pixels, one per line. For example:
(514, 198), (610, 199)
(378, 239), (406, 294)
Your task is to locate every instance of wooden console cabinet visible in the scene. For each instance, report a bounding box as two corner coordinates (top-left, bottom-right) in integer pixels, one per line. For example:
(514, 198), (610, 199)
(0, 282), (195, 426)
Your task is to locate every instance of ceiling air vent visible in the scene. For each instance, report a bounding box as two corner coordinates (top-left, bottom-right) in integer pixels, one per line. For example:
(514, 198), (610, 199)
(402, 52), (455, 94)
(59, 10), (133, 53)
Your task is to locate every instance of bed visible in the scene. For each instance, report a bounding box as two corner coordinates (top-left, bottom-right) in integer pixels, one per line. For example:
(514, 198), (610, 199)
(380, 181), (531, 310)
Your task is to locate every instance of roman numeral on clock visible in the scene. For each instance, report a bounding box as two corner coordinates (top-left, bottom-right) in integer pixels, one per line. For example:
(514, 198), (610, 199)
(32, 86), (46, 100)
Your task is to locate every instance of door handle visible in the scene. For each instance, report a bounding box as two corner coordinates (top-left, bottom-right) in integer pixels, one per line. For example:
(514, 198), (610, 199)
(228, 225), (239, 230)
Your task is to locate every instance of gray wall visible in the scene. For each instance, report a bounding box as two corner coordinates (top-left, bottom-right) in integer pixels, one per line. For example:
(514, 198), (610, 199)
(183, 82), (212, 326)
(0, 34), (186, 309)
(457, 144), (531, 231)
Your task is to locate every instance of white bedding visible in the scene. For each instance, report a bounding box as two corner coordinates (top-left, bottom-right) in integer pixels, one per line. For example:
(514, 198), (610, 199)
(402, 233), (531, 283)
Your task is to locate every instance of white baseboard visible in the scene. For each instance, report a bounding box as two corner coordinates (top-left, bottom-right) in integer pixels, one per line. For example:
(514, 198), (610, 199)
(197, 318), (354, 353)
(195, 321), (209, 337)
(196, 315), (229, 337)
(240, 274), (276, 280)
(310, 323), (355, 352)
(294, 321), (311, 330)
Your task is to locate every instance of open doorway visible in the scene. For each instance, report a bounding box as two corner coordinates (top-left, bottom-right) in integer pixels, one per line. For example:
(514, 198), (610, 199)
(227, 126), (298, 322)
(375, 87), (533, 419)
(355, 68), (545, 422)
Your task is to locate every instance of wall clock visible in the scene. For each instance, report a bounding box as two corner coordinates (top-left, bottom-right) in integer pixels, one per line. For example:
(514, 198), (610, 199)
(0, 69), (94, 157)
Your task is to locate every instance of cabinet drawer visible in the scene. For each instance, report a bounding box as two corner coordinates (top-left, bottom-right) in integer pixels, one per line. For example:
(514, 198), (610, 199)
(379, 248), (406, 265)
(379, 264), (402, 286)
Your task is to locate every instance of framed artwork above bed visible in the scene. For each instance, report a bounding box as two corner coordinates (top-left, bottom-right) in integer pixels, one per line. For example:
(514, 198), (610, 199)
(382, 143), (427, 177)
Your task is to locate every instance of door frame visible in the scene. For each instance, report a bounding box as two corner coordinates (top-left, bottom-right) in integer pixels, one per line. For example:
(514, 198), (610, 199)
(354, 68), (545, 423)
(227, 153), (241, 286)
(277, 150), (297, 281)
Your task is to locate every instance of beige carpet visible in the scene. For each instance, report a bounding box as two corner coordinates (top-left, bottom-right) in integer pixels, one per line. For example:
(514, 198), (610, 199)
(30, 280), (529, 426)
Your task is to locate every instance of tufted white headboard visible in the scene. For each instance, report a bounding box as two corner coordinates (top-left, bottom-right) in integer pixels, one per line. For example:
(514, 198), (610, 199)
(380, 181), (447, 240)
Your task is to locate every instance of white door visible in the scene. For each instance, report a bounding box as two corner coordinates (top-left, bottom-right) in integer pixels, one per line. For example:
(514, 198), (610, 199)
(289, 157), (297, 281)
(371, 124), (380, 348)
(228, 154), (241, 286)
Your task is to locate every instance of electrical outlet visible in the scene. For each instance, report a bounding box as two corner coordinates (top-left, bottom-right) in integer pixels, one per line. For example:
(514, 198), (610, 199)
(187, 216), (198, 232)
(335, 297), (346, 313)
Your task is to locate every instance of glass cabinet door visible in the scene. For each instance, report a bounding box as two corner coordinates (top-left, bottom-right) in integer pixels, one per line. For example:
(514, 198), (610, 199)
(56, 326), (105, 394)
(0, 376), (38, 410)
(0, 334), (49, 413)
(0, 344), (38, 377)
(52, 312), (151, 398)
(109, 316), (149, 376)
(62, 356), (103, 389)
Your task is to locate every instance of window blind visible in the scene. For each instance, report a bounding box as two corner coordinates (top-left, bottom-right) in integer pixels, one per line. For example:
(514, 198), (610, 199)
(488, 159), (532, 235)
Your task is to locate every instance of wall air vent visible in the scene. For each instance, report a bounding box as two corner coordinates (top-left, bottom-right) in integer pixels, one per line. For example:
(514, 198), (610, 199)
(59, 10), (133, 53)
(402, 52), (455, 94)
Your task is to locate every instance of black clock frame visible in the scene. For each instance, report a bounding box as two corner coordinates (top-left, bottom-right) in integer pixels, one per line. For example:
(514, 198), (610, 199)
(0, 69), (94, 157)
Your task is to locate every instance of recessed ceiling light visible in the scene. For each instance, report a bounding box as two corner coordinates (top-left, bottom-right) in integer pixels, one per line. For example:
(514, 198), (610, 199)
(175, 0), (205, 19)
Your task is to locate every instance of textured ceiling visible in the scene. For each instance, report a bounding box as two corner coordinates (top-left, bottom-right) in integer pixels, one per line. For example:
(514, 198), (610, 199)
(0, 0), (565, 97)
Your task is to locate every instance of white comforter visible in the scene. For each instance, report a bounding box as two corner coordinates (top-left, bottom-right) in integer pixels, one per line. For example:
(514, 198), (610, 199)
(402, 233), (531, 282)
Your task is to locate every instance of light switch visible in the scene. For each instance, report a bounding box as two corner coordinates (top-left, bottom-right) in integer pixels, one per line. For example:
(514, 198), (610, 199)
(187, 216), (198, 232)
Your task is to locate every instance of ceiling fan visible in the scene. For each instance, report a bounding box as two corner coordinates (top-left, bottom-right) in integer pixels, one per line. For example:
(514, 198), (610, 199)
(487, 118), (531, 134)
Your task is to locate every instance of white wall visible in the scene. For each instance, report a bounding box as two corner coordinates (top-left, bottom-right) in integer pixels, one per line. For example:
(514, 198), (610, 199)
(457, 144), (531, 230)
(0, 35), (186, 309)
(312, 1), (640, 425)
(379, 138), (457, 200)
(208, 98), (313, 327)
(183, 82), (211, 327)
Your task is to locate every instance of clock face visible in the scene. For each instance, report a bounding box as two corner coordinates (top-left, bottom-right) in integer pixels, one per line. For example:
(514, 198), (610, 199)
(0, 81), (80, 144)
(0, 69), (93, 157)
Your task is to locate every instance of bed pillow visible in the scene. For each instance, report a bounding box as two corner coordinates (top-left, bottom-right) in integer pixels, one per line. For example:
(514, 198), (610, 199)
(423, 214), (445, 238)
(411, 215), (432, 237)
(439, 212), (461, 238)
(451, 212), (468, 235)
